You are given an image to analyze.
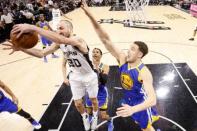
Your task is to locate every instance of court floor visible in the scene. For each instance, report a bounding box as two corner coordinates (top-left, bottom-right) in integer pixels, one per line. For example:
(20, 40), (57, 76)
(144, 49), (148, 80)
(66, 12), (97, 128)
(0, 5), (197, 131)
(36, 62), (197, 131)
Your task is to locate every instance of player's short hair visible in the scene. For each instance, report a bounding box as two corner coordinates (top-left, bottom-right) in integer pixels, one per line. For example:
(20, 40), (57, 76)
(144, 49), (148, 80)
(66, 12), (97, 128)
(134, 41), (148, 58)
(61, 20), (73, 31)
(93, 48), (103, 55)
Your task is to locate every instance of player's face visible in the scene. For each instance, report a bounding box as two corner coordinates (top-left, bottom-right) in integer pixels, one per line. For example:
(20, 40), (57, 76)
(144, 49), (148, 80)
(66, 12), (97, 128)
(40, 15), (45, 21)
(127, 44), (142, 62)
(92, 48), (102, 60)
(57, 22), (71, 37)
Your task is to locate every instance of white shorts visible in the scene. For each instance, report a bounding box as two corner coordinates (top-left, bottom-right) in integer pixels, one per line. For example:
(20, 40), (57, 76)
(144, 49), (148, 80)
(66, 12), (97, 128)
(69, 72), (98, 100)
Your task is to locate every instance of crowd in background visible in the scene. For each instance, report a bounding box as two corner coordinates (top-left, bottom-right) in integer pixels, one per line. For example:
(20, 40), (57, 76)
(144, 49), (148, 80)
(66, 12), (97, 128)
(0, 0), (114, 43)
(0, 0), (196, 43)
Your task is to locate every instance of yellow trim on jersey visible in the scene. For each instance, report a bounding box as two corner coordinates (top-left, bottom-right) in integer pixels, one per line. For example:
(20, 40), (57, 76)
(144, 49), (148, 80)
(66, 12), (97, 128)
(127, 62), (143, 70)
(152, 115), (160, 122)
(100, 99), (108, 110)
(137, 66), (145, 83)
(136, 67), (140, 72)
(86, 98), (108, 110)
(16, 106), (22, 113)
(145, 115), (160, 129)
(118, 62), (123, 67)
(86, 104), (91, 108)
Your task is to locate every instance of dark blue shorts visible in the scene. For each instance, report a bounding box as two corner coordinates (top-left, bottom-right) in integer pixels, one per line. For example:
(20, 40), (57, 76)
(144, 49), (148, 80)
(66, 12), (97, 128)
(0, 97), (18, 113)
(41, 37), (52, 46)
(120, 98), (159, 129)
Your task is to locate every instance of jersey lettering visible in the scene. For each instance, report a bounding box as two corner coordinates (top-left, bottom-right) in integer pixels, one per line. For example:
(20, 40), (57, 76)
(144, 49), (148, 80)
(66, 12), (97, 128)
(67, 59), (81, 67)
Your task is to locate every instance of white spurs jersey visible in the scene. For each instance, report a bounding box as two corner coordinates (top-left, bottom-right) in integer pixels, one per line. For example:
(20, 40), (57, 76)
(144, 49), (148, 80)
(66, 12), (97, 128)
(60, 44), (94, 74)
(52, 8), (61, 21)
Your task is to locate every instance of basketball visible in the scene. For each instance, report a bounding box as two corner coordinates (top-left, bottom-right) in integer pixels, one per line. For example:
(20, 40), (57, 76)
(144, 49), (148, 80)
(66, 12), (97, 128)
(10, 32), (38, 49)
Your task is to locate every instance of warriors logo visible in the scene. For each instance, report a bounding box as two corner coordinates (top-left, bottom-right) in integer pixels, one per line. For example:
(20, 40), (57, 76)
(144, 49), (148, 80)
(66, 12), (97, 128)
(120, 73), (133, 90)
(43, 25), (49, 30)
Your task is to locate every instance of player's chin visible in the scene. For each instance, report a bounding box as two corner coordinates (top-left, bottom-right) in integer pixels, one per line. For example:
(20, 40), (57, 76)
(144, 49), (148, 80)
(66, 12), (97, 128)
(93, 55), (98, 59)
(126, 59), (133, 63)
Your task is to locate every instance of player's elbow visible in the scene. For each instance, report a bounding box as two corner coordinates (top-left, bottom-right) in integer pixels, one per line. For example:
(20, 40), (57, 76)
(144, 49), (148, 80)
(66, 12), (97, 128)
(151, 99), (157, 106)
(150, 96), (157, 106)
(39, 52), (46, 58)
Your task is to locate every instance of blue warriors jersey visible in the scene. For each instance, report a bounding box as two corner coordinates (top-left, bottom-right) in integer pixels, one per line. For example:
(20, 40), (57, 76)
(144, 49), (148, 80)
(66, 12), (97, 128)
(38, 21), (52, 46)
(119, 63), (159, 129)
(39, 21), (49, 30)
(0, 90), (18, 113)
(119, 63), (145, 104)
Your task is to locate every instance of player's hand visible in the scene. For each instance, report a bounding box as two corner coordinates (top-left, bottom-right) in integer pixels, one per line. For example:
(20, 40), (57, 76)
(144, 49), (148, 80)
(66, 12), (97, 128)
(64, 79), (70, 86)
(12, 96), (19, 105)
(11, 24), (34, 38)
(116, 104), (135, 117)
(81, 0), (88, 11)
(2, 40), (20, 55)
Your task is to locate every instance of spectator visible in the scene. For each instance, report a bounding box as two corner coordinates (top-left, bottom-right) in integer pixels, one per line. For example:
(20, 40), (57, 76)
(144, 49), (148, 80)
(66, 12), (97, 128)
(1, 9), (14, 39)
(0, 21), (6, 43)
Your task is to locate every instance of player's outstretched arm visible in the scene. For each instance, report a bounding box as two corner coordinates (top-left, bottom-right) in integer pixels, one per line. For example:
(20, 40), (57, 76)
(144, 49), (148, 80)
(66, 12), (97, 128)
(81, 0), (126, 65)
(3, 41), (59, 58)
(11, 24), (82, 48)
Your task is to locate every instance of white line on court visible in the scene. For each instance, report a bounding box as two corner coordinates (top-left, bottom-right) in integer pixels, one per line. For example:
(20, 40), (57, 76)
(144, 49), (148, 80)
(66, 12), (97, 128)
(32, 84), (62, 131)
(159, 115), (186, 131)
(151, 50), (197, 104)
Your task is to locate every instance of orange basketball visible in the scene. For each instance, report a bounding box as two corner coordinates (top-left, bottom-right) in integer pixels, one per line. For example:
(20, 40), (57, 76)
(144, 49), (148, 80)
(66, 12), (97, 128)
(10, 32), (38, 49)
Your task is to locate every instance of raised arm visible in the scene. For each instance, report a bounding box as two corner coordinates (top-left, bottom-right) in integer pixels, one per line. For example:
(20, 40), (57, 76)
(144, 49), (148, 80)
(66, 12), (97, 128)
(81, 1), (126, 64)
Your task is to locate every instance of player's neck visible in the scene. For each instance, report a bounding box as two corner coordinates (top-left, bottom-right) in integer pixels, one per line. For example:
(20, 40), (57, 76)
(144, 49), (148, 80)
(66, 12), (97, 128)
(93, 59), (100, 66)
(128, 59), (141, 68)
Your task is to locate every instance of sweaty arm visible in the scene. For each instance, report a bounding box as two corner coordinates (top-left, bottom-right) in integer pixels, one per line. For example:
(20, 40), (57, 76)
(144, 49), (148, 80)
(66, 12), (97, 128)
(132, 67), (157, 113)
(20, 43), (59, 58)
(81, 5), (126, 65)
